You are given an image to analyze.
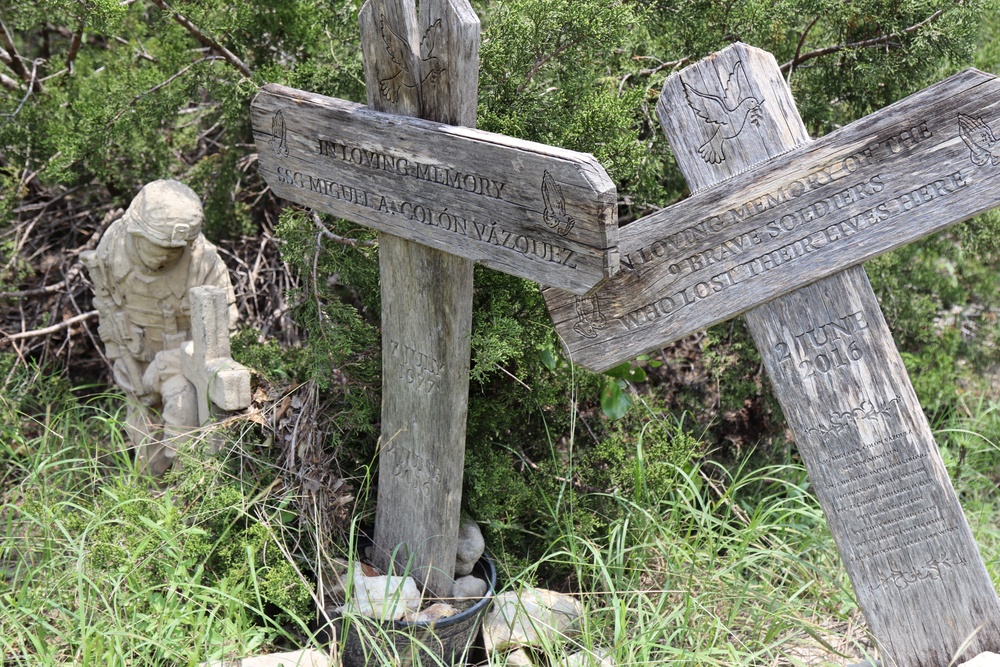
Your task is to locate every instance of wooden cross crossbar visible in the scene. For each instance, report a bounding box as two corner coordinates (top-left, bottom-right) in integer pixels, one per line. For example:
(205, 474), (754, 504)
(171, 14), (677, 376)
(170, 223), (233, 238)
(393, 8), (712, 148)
(549, 44), (1000, 666)
(545, 57), (1000, 373)
(250, 0), (617, 599)
(250, 83), (616, 296)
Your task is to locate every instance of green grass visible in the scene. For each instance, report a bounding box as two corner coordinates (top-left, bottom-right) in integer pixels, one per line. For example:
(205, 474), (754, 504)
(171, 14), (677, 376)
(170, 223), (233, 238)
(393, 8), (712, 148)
(3, 362), (1000, 666)
(492, 460), (870, 667)
(0, 365), (322, 666)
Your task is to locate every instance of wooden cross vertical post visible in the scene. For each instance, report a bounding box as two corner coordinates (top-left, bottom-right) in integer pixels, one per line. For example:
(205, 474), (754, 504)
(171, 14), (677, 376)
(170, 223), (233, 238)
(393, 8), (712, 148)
(667, 49), (1000, 665)
(545, 44), (1000, 665)
(358, 0), (478, 599)
(251, 0), (617, 604)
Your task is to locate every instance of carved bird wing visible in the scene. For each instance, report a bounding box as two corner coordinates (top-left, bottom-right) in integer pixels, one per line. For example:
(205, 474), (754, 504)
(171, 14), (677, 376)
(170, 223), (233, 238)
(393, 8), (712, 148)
(723, 60), (750, 106)
(682, 81), (730, 126)
(380, 14), (412, 72)
(958, 113), (997, 166)
(419, 18), (444, 82)
(421, 18), (442, 59)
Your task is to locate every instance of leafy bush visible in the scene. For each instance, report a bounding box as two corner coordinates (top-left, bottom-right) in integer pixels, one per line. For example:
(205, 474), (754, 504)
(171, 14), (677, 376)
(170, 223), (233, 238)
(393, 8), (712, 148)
(2, 0), (1000, 601)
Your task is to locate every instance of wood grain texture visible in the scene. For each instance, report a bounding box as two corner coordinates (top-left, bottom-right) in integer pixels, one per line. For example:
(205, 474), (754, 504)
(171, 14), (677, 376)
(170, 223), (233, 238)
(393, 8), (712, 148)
(375, 231), (472, 599)
(545, 52), (1000, 370)
(363, 0), (476, 600)
(250, 83), (618, 295)
(746, 268), (1000, 666)
(649, 43), (1000, 665)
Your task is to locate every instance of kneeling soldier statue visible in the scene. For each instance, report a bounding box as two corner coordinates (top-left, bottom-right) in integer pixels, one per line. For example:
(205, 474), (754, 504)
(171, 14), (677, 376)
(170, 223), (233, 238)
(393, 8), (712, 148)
(83, 179), (249, 477)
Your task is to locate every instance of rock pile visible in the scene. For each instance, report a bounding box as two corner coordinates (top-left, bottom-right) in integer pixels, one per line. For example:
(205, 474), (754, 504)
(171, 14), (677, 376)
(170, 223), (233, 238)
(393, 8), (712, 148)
(481, 586), (614, 667)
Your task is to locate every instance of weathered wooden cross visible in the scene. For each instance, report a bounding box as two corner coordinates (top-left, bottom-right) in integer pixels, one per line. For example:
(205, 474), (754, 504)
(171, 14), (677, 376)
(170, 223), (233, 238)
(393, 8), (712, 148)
(250, 0), (617, 599)
(545, 44), (1000, 665)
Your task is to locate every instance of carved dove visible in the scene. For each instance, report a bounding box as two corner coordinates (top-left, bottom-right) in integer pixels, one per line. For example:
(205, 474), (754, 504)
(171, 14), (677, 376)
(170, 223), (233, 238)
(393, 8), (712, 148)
(682, 60), (764, 165)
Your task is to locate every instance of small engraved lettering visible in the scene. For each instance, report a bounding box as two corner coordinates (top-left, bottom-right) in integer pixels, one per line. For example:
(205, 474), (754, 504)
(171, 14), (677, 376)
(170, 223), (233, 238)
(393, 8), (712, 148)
(317, 137), (508, 200)
(388, 443), (445, 499)
(389, 338), (444, 394)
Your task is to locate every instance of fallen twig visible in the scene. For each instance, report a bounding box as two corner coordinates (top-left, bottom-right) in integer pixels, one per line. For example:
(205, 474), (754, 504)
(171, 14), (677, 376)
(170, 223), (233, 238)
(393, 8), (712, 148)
(2, 310), (98, 344)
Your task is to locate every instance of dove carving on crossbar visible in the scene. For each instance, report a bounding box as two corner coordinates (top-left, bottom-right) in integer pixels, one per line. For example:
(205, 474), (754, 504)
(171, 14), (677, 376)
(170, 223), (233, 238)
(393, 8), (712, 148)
(682, 60), (764, 165)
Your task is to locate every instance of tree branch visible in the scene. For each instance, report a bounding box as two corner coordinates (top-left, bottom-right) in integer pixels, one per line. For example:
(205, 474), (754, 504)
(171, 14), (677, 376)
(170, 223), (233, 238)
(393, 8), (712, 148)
(0, 59), (40, 131)
(517, 40), (577, 94)
(0, 14), (42, 93)
(0, 70), (18, 91)
(618, 55), (687, 95)
(313, 211), (377, 248)
(780, 8), (946, 74)
(111, 55), (222, 123)
(1, 310), (97, 344)
(149, 0), (252, 78)
(66, 21), (84, 73)
(786, 15), (821, 81)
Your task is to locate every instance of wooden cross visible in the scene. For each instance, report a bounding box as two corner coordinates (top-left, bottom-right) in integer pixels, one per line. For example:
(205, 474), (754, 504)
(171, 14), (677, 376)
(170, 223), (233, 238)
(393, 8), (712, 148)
(545, 44), (1000, 665)
(250, 0), (616, 599)
(180, 285), (251, 427)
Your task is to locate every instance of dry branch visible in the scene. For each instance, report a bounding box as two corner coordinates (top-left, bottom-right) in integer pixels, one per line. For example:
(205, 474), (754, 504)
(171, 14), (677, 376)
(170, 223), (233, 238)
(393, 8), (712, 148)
(111, 55), (223, 123)
(0, 70), (18, 91)
(517, 40), (577, 94)
(149, 0), (253, 78)
(312, 211), (377, 249)
(2, 310), (97, 344)
(0, 15), (42, 93)
(781, 9), (946, 75)
(66, 22), (84, 73)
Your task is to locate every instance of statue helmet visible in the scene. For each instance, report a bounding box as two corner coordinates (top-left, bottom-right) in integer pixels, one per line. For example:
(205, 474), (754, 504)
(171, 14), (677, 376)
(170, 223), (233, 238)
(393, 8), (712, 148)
(124, 180), (203, 248)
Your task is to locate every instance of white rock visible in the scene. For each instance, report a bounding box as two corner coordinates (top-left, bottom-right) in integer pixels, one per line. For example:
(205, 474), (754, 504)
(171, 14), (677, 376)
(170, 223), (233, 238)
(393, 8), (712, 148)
(204, 649), (333, 666)
(453, 574), (488, 601)
(350, 568), (421, 622)
(404, 602), (459, 623)
(455, 520), (485, 576)
(482, 588), (583, 652)
(561, 648), (615, 667)
(960, 652), (1000, 667)
(505, 647), (534, 666)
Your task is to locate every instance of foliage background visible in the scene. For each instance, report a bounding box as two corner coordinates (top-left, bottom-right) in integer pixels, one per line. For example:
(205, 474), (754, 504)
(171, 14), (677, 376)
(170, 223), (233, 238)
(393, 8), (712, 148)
(2, 0), (1000, 662)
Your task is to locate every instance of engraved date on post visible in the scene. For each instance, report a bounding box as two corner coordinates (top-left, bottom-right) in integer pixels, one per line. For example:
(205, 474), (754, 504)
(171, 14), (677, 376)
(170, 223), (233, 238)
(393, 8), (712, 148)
(773, 309), (870, 379)
(389, 338), (443, 394)
(390, 445), (444, 499)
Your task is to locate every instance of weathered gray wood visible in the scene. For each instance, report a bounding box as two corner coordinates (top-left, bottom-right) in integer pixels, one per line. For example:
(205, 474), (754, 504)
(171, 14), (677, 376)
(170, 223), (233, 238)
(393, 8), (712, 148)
(363, 0), (476, 600)
(639, 43), (1000, 666)
(747, 268), (1000, 666)
(544, 62), (1000, 370)
(250, 84), (618, 295)
(375, 229), (472, 599)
